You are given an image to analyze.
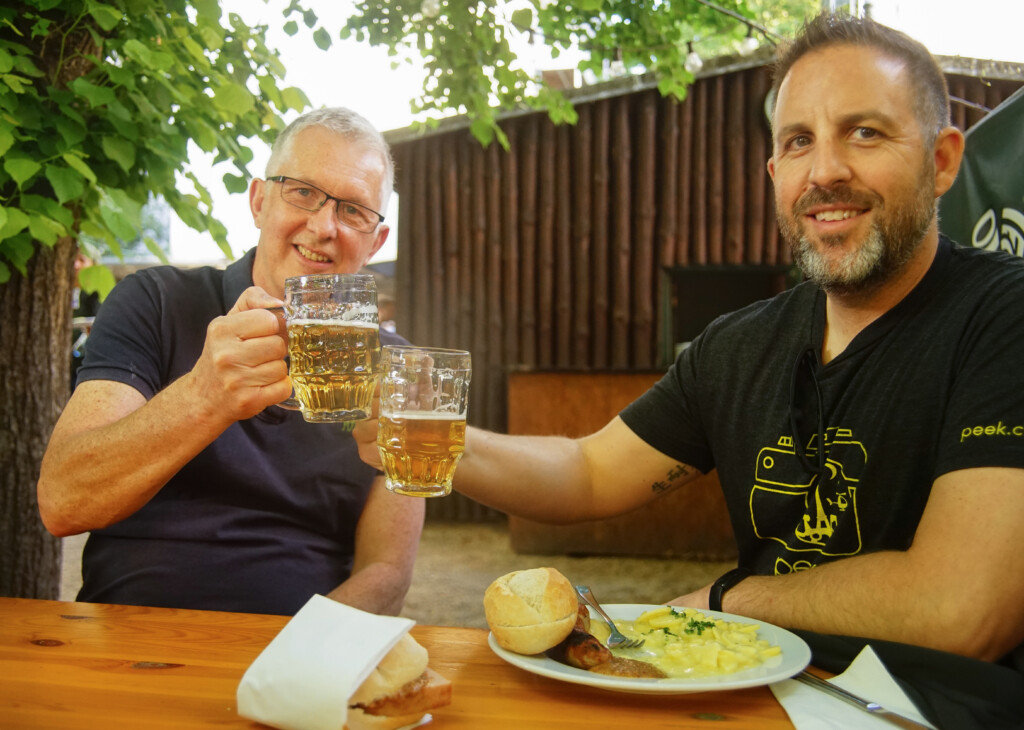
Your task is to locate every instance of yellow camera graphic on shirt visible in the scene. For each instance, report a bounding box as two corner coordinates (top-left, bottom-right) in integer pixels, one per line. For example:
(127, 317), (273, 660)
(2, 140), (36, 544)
(750, 428), (866, 561)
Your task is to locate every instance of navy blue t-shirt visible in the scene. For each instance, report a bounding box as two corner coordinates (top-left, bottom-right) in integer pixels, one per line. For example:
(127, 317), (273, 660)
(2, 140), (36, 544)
(75, 248), (407, 615)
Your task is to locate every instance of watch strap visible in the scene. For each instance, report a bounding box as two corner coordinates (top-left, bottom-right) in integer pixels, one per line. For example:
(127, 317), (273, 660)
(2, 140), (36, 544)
(708, 567), (753, 612)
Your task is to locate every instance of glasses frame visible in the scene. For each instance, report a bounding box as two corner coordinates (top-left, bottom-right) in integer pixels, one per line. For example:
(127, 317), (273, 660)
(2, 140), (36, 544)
(266, 175), (385, 234)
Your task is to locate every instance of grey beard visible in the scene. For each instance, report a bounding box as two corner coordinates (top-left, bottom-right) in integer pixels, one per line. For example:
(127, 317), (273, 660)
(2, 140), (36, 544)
(792, 225), (890, 296)
(785, 191), (935, 296)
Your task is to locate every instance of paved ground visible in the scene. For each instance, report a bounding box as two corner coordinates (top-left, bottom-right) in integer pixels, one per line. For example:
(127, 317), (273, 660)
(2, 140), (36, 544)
(61, 522), (733, 629)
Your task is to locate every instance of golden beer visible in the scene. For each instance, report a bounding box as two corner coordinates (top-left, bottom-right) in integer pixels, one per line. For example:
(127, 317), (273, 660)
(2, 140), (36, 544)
(377, 411), (467, 497)
(287, 319), (380, 422)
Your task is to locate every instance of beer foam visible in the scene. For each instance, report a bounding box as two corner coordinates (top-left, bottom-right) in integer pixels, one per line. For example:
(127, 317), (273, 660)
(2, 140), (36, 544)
(287, 318), (379, 329)
(381, 410), (465, 420)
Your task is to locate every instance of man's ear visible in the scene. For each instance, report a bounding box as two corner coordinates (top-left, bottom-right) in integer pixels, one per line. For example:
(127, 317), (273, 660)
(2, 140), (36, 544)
(933, 126), (965, 198)
(249, 177), (267, 229)
(767, 156), (777, 182)
(363, 225), (390, 267)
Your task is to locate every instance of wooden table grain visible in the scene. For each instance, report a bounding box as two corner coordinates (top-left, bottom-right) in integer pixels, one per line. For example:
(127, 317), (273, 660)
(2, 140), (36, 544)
(0, 598), (796, 729)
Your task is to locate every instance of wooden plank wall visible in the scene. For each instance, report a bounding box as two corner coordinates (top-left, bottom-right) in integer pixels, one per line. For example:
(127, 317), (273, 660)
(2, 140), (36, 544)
(388, 66), (1023, 521)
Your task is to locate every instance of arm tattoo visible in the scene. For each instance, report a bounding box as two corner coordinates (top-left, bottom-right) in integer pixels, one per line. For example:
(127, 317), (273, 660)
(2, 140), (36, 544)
(651, 463), (691, 494)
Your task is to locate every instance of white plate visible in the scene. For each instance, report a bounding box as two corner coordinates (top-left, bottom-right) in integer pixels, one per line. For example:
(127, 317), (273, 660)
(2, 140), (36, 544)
(487, 604), (811, 695)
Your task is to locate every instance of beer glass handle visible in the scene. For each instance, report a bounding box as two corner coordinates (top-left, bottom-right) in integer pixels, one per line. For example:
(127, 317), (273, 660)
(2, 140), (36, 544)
(266, 306), (300, 410)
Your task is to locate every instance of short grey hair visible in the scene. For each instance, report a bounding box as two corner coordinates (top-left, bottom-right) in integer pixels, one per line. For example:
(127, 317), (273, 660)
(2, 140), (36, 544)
(266, 107), (395, 203)
(770, 13), (951, 147)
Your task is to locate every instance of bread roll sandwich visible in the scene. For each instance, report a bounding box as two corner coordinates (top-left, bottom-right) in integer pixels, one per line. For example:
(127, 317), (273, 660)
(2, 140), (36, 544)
(484, 567), (578, 655)
(345, 634), (452, 730)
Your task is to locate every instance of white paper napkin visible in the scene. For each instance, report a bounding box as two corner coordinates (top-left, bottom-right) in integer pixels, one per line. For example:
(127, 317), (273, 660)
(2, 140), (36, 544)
(237, 594), (415, 730)
(770, 645), (937, 729)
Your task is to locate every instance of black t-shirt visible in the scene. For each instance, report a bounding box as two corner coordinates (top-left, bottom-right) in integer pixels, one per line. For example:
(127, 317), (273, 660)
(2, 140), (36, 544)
(621, 238), (1024, 576)
(75, 248), (407, 615)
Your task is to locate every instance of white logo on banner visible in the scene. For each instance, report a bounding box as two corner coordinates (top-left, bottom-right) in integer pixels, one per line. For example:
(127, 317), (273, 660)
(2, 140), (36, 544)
(971, 208), (1024, 257)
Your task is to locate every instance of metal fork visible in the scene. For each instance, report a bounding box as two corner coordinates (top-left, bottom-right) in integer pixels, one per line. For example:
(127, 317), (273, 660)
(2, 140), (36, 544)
(574, 584), (645, 649)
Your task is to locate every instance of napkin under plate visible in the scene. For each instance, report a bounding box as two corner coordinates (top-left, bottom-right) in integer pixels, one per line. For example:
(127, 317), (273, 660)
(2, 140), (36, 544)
(770, 645), (936, 729)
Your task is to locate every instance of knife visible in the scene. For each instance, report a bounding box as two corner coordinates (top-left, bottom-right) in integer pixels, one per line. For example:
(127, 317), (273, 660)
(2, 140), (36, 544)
(792, 670), (934, 730)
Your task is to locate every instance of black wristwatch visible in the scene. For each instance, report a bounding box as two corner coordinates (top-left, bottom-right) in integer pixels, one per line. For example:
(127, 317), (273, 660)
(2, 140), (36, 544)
(708, 567), (753, 612)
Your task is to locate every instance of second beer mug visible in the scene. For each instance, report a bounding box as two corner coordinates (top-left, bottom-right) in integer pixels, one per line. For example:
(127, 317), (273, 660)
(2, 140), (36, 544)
(377, 346), (472, 497)
(280, 273), (379, 423)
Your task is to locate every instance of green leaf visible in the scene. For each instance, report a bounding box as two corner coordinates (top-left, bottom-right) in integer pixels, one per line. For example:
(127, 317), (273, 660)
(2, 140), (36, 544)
(283, 20), (298, 36)
(11, 54), (44, 78)
(191, 121), (217, 152)
(69, 78), (116, 107)
(28, 213), (66, 246)
(87, 2), (123, 31)
(0, 233), (34, 274)
(122, 38), (154, 67)
(0, 125), (12, 157)
(199, 25), (223, 52)
(213, 83), (255, 116)
(469, 117), (495, 147)
(280, 86), (309, 112)
(0, 206), (6, 230)
(45, 163), (86, 204)
(102, 135), (136, 173)
(4, 156), (41, 186)
(0, 206), (28, 238)
(182, 37), (208, 65)
(56, 116), (86, 147)
(257, 75), (284, 107)
(222, 172), (248, 193)
(313, 27), (331, 50)
(1, 73), (28, 93)
(62, 152), (97, 184)
(40, 198), (73, 228)
(510, 8), (534, 31)
(0, 259), (9, 284)
(78, 263), (117, 298)
(143, 236), (170, 265)
(0, 49), (13, 74)
(99, 198), (137, 241)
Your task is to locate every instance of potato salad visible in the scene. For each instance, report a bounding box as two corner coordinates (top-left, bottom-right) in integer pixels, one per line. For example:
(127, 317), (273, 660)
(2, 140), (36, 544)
(591, 606), (782, 678)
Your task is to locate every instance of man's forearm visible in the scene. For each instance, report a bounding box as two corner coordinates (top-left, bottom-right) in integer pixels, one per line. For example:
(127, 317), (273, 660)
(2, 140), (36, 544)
(452, 427), (595, 523)
(325, 562), (414, 616)
(38, 376), (234, 536)
(717, 550), (1012, 661)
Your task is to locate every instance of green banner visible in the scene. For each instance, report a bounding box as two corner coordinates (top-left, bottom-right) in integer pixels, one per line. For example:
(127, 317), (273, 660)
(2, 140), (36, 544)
(939, 86), (1024, 257)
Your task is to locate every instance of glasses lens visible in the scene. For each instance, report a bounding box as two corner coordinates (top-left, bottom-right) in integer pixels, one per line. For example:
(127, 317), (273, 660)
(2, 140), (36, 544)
(336, 201), (378, 233)
(279, 179), (327, 211)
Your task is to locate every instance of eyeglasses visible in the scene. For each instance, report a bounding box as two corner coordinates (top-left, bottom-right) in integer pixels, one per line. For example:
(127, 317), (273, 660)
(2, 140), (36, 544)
(266, 176), (385, 234)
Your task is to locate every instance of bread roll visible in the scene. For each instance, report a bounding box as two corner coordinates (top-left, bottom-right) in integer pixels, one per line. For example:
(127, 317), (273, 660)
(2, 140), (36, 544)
(349, 634), (428, 706)
(346, 634), (452, 730)
(484, 567), (578, 655)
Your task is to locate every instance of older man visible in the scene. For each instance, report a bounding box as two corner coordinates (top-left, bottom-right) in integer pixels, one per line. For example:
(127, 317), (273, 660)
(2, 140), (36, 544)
(355, 15), (1024, 664)
(39, 108), (423, 616)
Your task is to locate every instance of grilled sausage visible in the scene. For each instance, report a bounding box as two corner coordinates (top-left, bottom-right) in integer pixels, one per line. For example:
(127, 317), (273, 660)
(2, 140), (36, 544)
(545, 627), (612, 669)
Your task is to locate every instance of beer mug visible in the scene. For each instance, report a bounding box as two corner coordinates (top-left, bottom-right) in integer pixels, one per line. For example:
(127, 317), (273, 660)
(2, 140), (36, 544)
(278, 273), (380, 423)
(377, 346), (472, 497)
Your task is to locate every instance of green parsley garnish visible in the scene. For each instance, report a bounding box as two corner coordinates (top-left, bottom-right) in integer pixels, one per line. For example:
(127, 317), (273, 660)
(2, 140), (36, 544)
(684, 618), (716, 635)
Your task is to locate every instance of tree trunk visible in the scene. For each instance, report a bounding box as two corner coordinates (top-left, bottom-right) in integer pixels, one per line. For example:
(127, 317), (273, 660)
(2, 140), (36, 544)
(0, 237), (76, 598)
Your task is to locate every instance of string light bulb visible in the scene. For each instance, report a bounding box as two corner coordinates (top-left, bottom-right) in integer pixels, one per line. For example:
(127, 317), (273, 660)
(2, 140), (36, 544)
(740, 27), (759, 55)
(684, 42), (703, 74)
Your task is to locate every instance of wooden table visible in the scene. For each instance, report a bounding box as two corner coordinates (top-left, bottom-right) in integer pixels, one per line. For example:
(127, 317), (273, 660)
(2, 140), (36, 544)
(0, 598), (796, 729)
